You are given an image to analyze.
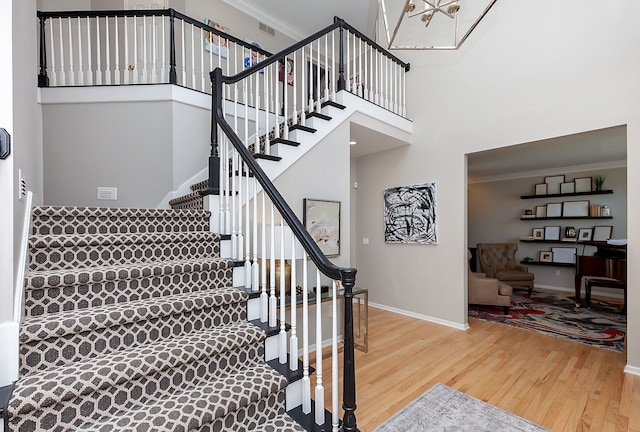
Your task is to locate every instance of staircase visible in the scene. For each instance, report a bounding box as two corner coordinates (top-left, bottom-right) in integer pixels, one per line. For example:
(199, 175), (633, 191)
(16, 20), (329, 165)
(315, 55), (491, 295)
(6, 206), (305, 431)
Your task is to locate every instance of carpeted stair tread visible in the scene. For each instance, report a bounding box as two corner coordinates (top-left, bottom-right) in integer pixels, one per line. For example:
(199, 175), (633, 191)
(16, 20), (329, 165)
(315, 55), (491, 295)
(169, 191), (205, 210)
(32, 206), (210, 235)
(25, 256), (234, 290)
(250, 414), (306, 431)
(73, 364), (287, 432)
(190, 179), (209, 192)
(20, 288), (245, 344)
(28, 231), (222, 271)
(10, 320), (265, 416)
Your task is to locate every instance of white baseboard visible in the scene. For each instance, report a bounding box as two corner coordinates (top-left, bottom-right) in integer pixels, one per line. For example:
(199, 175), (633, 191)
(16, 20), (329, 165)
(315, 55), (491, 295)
(369, 302), (469, 331)
(0, 321), (19, 386)
(624, 364), (640, 376)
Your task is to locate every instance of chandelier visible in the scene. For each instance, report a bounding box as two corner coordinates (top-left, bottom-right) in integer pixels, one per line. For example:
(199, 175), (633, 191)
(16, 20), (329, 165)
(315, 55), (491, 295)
(379, 0), (498, 50)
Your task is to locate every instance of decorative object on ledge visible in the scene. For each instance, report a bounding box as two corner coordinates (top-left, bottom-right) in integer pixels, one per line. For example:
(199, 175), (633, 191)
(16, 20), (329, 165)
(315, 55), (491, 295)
(593, 174), (607, 191)
(532, 228), (544, 240)
(578, 227), (593, 241)
(303, 199), (341, 256)
(384, 182), (437, 244)
(378, 0), (498, 50)
(593, 225), (613, 242)
(539, 251), (554, 262)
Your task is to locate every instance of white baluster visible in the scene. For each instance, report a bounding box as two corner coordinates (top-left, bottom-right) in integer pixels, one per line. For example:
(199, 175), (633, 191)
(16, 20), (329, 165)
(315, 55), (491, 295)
(358, 38), (363, 98)
(374, 49), (379, 105)
(283, 56), (289, 139)
(316, 39), (321, 112)
(252, 177), (259, 292)
(260, 193), (268, 322)
(279, 219), (287, 364)
(324, 34), (329, 103)
(190, 24), (195, 88)
(161, 16), (166, 82)
(345, 31), (350, 93)
(352, 31), (356, 95)
(331, 30), (336, 101)
(152, 16), (158, 83)
(181, 20), (186, 85)
(132, 15), (138, 84)
(219, 132), (225, 234)
(67, 18), (75, 85)
(264, 63), (270, 156)
(385, 56), (389, 109)
(141, 16), (148, 83)
(93, 17), (100, 85)
(402, 63), (406, 117)
(291, 51), (297, 130)
(301, 254), (311, 414)
(290, 235), (298, 371)
(332, 280), (339, 432)
(237, 156), (244, 261)
(300, 45), (306, 125)
(77, 17), (84, 85)
(114, 16), (120, 85)
(255, 64), (260, 154)
(200, 27), (205, 91)
(363, 40), (368, 101)
(104, 17), (111, 85)
(315, 268), (325, 425)
(244, 162), (251, 289)
(368, 44), (374, 101)
(57, 17), (65, 86)
(49, 18), (57, 86)
(274, 51), (280, 140)
(269, 204), (277, 328)
(86, 17), (93, 85)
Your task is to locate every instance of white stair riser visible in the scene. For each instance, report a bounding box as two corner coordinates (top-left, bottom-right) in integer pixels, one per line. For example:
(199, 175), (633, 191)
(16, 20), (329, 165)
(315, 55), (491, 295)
(219, 239), (231, 259)
(285, 379), (304, 411)
(264, 334), (279, 361)
(247, 297), (260, 321)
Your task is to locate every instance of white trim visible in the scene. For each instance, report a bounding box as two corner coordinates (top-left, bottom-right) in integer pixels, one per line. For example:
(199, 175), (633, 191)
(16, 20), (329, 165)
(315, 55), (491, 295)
(221, 0), (305, 41)
(369, 302), (469, 331)
(624, 364), (640, 376)
(0, 322), (19, 386)
(14, 191), (33, 323)
(469, 160), (627, 184)
(302, 336), (343, 357)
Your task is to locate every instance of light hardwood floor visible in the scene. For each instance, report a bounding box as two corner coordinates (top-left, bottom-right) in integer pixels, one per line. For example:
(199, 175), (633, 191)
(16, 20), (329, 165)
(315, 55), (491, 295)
(316, 301), (640, 432)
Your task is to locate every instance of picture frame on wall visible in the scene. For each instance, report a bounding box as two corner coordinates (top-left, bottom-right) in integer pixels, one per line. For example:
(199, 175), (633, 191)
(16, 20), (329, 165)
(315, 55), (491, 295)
(578, 227), (593, 241)
(535, 205), (547, 218)
(532, 228), (544, 240)
(574, 177), (592, 193)
(303, 199), (341, 256)
(551, 247), (577, 264)
(546, 203), (563, 218)
(562, 200), (590, 217)
(535, 183), (548, 196)
(592, 225), (613, 241)
(544, 226), (561, 241)
(539, 251), (554, 262)
(544, 175), (565, 195)
(560, 182), (575, 194)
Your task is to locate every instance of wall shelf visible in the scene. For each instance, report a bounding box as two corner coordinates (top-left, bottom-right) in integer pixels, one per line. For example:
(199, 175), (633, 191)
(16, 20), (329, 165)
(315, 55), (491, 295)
(520, 216), (612, 221)
(520, 190), (613, 199)
(521, 260), (576, 268)
(520, 239), (582, 244)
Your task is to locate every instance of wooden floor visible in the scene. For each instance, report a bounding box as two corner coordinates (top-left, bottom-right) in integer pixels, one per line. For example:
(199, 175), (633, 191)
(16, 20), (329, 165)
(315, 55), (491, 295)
(315, 299), (640, 432)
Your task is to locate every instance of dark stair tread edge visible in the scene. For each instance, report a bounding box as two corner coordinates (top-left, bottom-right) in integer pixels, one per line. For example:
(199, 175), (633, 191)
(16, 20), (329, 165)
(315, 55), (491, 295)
(197, 188), (220, 196)
(267, 358), (315, 384)
(321, 100), (346, 110)
(288, 401), (338, 432)
(270, 138), (301, 147)
(289, 124), (317, 133)
(1, 384), (14, 425)
(306, 111), (332, 121)
(220, 234), (232, 241)
(255, 154), (282, 162)
(237, 286), (261, 299)
(249, 318), (292, 337)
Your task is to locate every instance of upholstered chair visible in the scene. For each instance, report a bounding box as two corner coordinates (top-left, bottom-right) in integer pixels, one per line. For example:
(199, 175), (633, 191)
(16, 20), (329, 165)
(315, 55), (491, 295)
(476, 243), (535, 294)
(468, 250), (512, 313)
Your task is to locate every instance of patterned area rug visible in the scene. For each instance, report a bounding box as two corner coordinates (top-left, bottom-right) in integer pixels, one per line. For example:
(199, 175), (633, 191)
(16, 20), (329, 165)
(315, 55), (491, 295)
(468, 290), (626, 352)
(373, 383), (549, 432)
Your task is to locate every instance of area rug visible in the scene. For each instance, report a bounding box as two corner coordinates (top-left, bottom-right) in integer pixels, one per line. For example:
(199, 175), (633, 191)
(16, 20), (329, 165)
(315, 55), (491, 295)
(468, 290), (626, 352)
(373, 383), (549, 432)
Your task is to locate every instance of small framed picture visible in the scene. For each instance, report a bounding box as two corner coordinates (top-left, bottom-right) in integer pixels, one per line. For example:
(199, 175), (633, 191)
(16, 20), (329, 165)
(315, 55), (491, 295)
(539, 251), (554, 262)
(544, 226), (561, 241)
(545, 175), (565, 195)
(532, 228), (544, 240)
(535, 183), (548, 195)
(552, 247), (577, 264)
(546, 203), (562, 218)
(562, 200), (590, 217)
(535, 205), (547, 218)
(560, 182), (575, 194)
(578, 228), (593, 241)
(592, 225), (613, 241)
(574, 177), (592, 193)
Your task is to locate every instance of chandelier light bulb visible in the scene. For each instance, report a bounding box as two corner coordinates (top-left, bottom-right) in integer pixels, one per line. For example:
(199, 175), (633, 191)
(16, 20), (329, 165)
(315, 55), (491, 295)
(406, 2), (416, 13)
(448, 4), (460, 14)
(421, 11), (433, 22)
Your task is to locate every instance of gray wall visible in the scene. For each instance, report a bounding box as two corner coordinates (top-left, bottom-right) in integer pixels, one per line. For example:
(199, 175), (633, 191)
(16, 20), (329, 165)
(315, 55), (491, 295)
(468, 166), (627, 293)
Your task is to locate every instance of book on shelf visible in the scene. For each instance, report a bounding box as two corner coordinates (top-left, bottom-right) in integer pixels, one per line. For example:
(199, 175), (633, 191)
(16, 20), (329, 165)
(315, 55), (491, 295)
(561, 237), (577, 242)
(521, 214), (536, 219)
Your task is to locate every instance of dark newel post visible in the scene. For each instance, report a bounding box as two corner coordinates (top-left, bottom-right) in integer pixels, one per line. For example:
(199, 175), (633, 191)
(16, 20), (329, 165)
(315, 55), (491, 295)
(169, 10), (177, 84)
(38, 15), (49, 87)
(336, 18), (346, 91)
(208, 68), (222, 194)
(340, 269), (359, 432)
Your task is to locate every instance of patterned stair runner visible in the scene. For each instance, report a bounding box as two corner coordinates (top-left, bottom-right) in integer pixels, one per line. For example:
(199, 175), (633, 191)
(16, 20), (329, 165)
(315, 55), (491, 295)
(7, 206), (304, 431)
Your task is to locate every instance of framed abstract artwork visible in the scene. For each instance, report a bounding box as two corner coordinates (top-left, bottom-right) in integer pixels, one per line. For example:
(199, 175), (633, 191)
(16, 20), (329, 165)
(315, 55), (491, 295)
(384, 182), (437, 244)
(304, 199), (340, 256)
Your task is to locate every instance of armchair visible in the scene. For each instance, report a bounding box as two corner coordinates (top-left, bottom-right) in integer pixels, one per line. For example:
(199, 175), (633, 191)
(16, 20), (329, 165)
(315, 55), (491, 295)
(468, 250), (512, 313)
(477, 243), (535, 294)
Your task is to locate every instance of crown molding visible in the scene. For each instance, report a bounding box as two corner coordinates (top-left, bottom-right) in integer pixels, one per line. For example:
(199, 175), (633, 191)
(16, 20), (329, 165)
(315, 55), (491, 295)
(221, 0), (305, 41)
(468, 160), (627, 184)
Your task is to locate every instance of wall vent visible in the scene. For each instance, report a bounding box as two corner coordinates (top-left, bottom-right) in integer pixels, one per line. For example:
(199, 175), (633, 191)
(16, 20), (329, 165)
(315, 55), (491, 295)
(97, 187), (118, 200)
(259, 22), (275, 37)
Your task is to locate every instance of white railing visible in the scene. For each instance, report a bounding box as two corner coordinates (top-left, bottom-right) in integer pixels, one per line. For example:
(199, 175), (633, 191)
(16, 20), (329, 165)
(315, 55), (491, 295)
(37, 11), (410, 117)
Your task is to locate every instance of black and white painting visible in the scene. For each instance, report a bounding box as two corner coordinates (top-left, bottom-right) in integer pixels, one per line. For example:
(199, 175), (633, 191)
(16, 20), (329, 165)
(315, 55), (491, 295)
(384, 182), (437, 244)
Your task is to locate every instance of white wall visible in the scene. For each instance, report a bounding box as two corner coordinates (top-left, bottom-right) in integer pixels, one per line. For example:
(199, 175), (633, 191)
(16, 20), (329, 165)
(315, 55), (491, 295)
(468, 165), (627, 293)
(360, 0), (640, 369)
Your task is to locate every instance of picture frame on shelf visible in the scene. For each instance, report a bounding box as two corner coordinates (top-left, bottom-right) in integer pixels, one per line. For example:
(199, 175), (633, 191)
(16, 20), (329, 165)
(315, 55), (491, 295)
(578, 227), (593, 241)
(562, 200), (590, 217)
(532, 228), (544, 240)
(544, 226), (561, 241)
(535, 205), (547, 218)
(535, 183), (548, 195)
(551, 247), (577, 264)
(574, 177), (592, 193)
(546, 203), (562, 218)
(560, 182), (575, 194)
(539, 251), (554, 262)
(592, 225), (613, 242)
(544, 175), (565, 195)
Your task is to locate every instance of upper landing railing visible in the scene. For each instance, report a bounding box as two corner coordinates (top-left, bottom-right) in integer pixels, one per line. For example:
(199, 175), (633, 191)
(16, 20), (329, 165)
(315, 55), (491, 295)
(37, 9), (410, 117)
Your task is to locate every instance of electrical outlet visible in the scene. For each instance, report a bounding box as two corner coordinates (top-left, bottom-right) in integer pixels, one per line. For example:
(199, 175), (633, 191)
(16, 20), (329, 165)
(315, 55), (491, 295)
(363, 238), (369, 245)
